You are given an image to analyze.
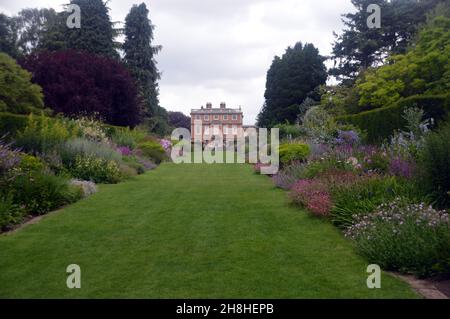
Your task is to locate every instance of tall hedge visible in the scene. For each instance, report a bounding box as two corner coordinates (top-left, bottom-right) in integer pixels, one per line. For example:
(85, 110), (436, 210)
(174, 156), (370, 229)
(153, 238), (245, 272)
(336, 95), (450, 143)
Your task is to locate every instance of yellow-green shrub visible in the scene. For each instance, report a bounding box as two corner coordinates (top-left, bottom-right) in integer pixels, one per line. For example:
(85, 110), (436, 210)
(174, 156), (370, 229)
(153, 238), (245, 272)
(278, 143), (310, 165)
(137, 141), (166, 164)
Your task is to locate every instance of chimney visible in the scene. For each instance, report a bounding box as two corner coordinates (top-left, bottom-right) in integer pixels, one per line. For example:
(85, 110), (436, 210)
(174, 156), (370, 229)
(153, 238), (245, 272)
(206, 102), (212, 109)
(220, 102), (226, 109)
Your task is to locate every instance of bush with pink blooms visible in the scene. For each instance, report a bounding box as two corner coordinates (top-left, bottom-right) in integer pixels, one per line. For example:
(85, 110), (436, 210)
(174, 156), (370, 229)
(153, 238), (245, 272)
(290, 179), (332, 217)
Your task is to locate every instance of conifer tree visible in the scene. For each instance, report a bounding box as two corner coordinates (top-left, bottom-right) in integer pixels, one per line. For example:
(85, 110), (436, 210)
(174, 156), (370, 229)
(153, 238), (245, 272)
(64, 0), (118, 58)
(123, 3), (162, 118)
(257, 42), (327, 127)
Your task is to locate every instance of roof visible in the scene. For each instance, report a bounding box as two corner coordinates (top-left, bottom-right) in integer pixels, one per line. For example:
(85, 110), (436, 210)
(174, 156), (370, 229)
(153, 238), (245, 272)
(191, 108), (242, 114)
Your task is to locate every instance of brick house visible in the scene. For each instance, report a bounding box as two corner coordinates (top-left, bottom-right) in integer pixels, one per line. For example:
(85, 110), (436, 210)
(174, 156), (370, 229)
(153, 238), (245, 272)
(191, 102), (244, 145)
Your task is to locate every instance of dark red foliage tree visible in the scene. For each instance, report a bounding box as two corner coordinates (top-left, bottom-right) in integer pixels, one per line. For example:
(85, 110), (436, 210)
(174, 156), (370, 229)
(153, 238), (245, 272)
(168, 111), (191, 130)
(20, 50), (141, 127)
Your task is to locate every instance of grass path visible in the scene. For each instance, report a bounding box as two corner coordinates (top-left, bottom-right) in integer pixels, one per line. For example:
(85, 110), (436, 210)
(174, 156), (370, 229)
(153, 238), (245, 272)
(0, 163), (417, 298)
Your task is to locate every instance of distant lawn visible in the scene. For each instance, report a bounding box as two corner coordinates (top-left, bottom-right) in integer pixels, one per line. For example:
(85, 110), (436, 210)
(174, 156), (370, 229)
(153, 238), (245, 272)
(0, 163), (418, 298)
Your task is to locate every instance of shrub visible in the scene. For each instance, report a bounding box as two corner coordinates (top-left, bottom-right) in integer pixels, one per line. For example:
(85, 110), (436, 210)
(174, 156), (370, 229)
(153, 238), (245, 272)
(345, 198), (450, 277)
(278, 143), (310, 165)
(136, 157), (156, 171)
(330, 175), (422, 229)
(334, 130), (360, 146)
(0, 112), (29, 137)
(137, 141), (167, 164)
(69, 155), (121, 184)
(160, 139), (172, 152)
(290, 179), (332, 217)
(303, 159), (350, 179)
(69, 180), (98, 198)
(419, 121), (450, 207)
(272, 161), (306, 190)
(0, 194), (25, 231)
(18, 154), (45, 173)
(0, 137), (21, 175)
(336, 94), (450, 143)
(275, 123), (307, 140)
(9, 172), (82, 215)
(119, 163), (138, 179)
(121, 155), (146, 174)
(303, 107), (338, 143)
(15, 114), (77, 154)
(60, 138), (121, 167)
(72, 116), (108, 143)
(389, 156), (416, 179)
(111, 128), (138, 149)
(0, 52), (47, 114)
(364, 151), (390, 173)
(117, 146), (132, 156)
(20, 50), (141, 127)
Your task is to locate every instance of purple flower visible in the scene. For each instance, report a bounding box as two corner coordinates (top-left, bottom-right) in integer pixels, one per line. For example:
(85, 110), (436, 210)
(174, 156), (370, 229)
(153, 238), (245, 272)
(335, 130), (360, 146)
(117, 146), (132, 156)
(272, 173), (296, 190)
(389, 157), (416, 179)
(159, 139), (172, 151)
(0, 138), (22, 174)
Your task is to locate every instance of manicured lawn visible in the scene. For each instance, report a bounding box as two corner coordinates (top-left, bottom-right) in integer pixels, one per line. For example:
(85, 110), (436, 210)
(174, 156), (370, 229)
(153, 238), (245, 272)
(0, 163), (418, 298)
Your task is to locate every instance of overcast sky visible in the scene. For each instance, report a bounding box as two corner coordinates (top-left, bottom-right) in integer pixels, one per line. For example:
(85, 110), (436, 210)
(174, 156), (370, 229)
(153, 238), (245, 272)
(0, 0), (355, 125)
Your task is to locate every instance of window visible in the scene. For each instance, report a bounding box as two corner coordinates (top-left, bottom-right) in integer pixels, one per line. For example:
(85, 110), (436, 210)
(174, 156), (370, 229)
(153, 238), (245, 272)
(232, 114), (238, 121)
(223, 115), (228, 120)
(204, 126), (210, 135)
(195, 115), (200, 120)
(204, 115), (209, 121)
(232, 125), (237, 135)
(213, 125), (220, 135)
(224, 126), (228, 135)
(195, 125), (201, 135)
(214, 115), (219, 120)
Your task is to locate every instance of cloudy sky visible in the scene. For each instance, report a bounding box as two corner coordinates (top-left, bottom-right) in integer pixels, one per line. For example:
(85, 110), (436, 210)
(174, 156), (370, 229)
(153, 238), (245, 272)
(0, 0), (355, 124)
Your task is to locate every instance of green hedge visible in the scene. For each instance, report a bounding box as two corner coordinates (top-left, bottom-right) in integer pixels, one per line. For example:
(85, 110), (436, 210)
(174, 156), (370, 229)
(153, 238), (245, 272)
(0, 112), (129, 139)
(336, 95), (450, 143)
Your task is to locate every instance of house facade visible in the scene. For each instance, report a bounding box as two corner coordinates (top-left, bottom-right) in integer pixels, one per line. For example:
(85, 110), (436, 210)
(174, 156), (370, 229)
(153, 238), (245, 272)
(191, 102), (244, 144)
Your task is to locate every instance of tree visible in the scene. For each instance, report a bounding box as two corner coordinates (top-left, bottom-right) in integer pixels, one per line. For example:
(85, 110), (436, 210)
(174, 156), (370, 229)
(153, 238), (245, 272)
(257, 42), (327, 127)
(38, 11), (69, 52)
(53, 0), (119, 58)
(14, 8), (58, 55)
(123, 3), (162, 118)
(0, 52), (46, 114)
(0, 13), (18, 58)
(20, 50), (141, 127)
(168, 111), (191, 130)
(331, 0), (445, 83)
(356, 16), (450, 109)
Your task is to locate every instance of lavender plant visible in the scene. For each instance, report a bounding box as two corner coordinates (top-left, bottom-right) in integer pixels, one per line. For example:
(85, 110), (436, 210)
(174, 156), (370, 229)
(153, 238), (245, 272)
(345, 198), (450, 277)
(0, 138), (21, 175)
